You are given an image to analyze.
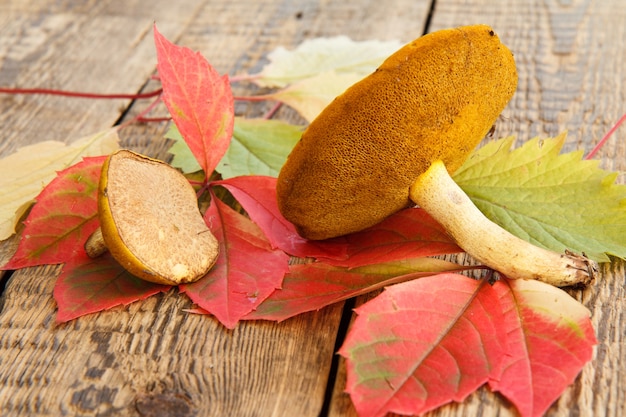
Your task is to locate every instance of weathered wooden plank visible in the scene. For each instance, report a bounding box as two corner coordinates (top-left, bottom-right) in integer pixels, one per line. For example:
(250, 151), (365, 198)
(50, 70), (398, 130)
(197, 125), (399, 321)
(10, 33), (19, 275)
(328, 0), (626, 416)
(2, 0), (625, 416)
(0, 0), (434, 416)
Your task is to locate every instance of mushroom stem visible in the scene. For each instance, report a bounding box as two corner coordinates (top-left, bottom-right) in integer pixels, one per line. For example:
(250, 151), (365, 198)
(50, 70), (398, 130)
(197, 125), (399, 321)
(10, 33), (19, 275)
(409, 160), (597, 287)
(85, 227), (107, 258)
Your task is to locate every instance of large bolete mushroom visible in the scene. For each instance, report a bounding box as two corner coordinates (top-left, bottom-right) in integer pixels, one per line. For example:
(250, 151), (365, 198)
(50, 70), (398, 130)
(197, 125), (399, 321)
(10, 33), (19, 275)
(277, 25), (596, 287)
(85, 150), (219, 285)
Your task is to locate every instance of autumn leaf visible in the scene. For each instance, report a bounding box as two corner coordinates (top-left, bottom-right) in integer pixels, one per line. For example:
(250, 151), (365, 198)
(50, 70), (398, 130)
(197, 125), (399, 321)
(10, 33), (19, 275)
(179, 192), (289, 329)
(254, 36), (402, 88)
(265, 71), (363, 122)
(217, 118), (303, 178)
(339, 274), (506, 417)
(489, 278), (596, 417)
(2, 156), (105, 270)
(165, 124), (202, 174)
(54, 251), (171, 323)
(0, 128), (119, 241)
(154, 24), (234, 175)
(245, 258), (465, 321)
(328, 207), (461, 268)
(215, 175), (350, 260)
(454, 132), (626, 262)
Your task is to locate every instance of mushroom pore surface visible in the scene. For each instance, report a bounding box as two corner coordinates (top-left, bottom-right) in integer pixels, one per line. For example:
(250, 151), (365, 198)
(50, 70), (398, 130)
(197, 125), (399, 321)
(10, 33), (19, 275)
(99, 150), (218, 285)
(276, 24), (518, 240)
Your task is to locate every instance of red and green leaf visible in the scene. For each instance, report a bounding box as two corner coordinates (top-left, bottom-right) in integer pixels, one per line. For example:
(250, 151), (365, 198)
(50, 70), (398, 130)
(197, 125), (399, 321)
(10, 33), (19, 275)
(245, 257), (466, 321)
(328, 207), (461, 268)
(180, 192), (289, 329)
(3, 156), (105, 270)
(488, 279), (597, 417)
(339, 274), (506, 417)
(216, 175), (350, 260)
(154, 24), (234, 175)
(54, 252), (171, 323)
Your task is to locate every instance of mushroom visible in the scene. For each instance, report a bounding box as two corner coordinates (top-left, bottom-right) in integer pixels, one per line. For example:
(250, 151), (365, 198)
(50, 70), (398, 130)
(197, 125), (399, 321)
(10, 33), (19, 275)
(276, 25), (596, 287)
(85, 150), (219, 285)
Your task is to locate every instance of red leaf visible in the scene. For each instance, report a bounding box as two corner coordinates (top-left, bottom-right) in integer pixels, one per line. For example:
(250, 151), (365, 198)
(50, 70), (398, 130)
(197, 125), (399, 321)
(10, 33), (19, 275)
(215, 176), (349, 260)
(245, 258), (465, 321)
(154, 24), (234, 174)
(339, 274), (506, 417)
(3, 156), (105, 269)
(328, 207), (462, 267)
(488, 279), (597, 417)
(54, 252), (171, 322)
(180, 193), (289, 329)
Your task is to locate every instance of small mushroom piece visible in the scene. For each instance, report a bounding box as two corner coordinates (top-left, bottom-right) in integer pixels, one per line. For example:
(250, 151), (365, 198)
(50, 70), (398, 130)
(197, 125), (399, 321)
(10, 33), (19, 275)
(85, 150), (219, 285)
(277, 25), (596, 286)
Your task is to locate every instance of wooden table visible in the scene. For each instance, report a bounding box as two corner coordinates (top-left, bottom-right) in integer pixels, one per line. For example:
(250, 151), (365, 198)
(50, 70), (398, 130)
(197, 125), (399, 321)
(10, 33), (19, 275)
(1, 1), (624, 416)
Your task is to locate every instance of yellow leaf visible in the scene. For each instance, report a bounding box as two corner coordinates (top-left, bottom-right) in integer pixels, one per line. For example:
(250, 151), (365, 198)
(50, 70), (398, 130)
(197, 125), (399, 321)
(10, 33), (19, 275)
(0, 128), (120, 240)
(268, 71), (363, 122)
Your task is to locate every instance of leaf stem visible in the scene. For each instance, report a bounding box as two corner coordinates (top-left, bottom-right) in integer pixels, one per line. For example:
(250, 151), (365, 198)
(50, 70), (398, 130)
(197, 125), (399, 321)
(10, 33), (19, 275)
(585, 113), (626, 160)
(0, 86), (163, 100)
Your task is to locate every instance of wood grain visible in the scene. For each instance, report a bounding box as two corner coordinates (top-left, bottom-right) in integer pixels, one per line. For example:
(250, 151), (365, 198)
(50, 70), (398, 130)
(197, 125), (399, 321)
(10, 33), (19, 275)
(1, 0), (625, 416)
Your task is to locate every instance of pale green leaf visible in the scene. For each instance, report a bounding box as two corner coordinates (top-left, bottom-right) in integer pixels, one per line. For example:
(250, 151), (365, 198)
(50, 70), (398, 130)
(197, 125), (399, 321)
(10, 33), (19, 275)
(217, 118), (303, 178)
(453, 132), (626, 262)
(0, 128), (120, 240)
(255, 36), (402, 88)
(165, 123), (202, 174)
(267, 71), (363, 122)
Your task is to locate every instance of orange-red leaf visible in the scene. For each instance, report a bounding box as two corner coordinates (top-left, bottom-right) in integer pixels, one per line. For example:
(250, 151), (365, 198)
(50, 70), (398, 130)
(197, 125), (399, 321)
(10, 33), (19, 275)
(54, 252), (171, 322)
(180, 192), (289, 328)
(154, 24), (234, 174)
(488, 279), (597, 417)
(328, 207), (461, 267)
(246, 258), (465, 321)
(3, 156), (105, 269)
(215, 175), (349, 260)
(339, 274), (506, 417)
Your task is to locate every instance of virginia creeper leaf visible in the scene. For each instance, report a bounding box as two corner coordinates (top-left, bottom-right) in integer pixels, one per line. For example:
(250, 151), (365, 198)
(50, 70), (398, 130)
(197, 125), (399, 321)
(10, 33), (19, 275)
(179, 192), (289, 329)
(215, 176), (350, 260)
(254, 36), (402, 88)
(489, 278), (596, 417)
(54, 252), (171, 323)
(339, 274), (506, 417)
(0, 128), (119, 240)
(154, 24), (234, 174)
(3, 156), (105, 269)
(454, 133), (626, 262)
(265, 71), (363, 122)
(328, 207), (461, 268)
(217, 118), (303, 178)
(245, 258), (465, 321)
(165, 124), (202, 174)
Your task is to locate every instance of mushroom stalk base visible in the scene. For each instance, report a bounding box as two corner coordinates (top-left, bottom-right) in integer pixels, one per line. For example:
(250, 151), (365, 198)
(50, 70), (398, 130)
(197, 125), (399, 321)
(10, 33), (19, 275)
(409, 160), (597, 287)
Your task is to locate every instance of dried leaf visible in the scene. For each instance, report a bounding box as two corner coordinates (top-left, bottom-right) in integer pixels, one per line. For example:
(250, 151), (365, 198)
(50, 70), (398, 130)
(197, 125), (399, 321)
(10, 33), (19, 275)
(255, 36), (402, 88)
(0, 128), (119, 240)
(246, 258), (465, 321)
(3, 156), (105, 269)
(489, 278), (596, 417)
(154, 24), (234, 174)
(266, 71), (363, 122)
(339, 274), (506, 417)
(54, 252), (171, 322)
(180, 193), (289, 329)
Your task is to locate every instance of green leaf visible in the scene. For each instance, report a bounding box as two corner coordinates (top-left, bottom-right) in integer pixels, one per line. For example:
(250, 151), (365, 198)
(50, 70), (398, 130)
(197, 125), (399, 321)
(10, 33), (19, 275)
(165, 124), (203, 174)
(255, 36), (402, 88)
(453, 132), (626, 262)
(216, 118), (303, 179)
